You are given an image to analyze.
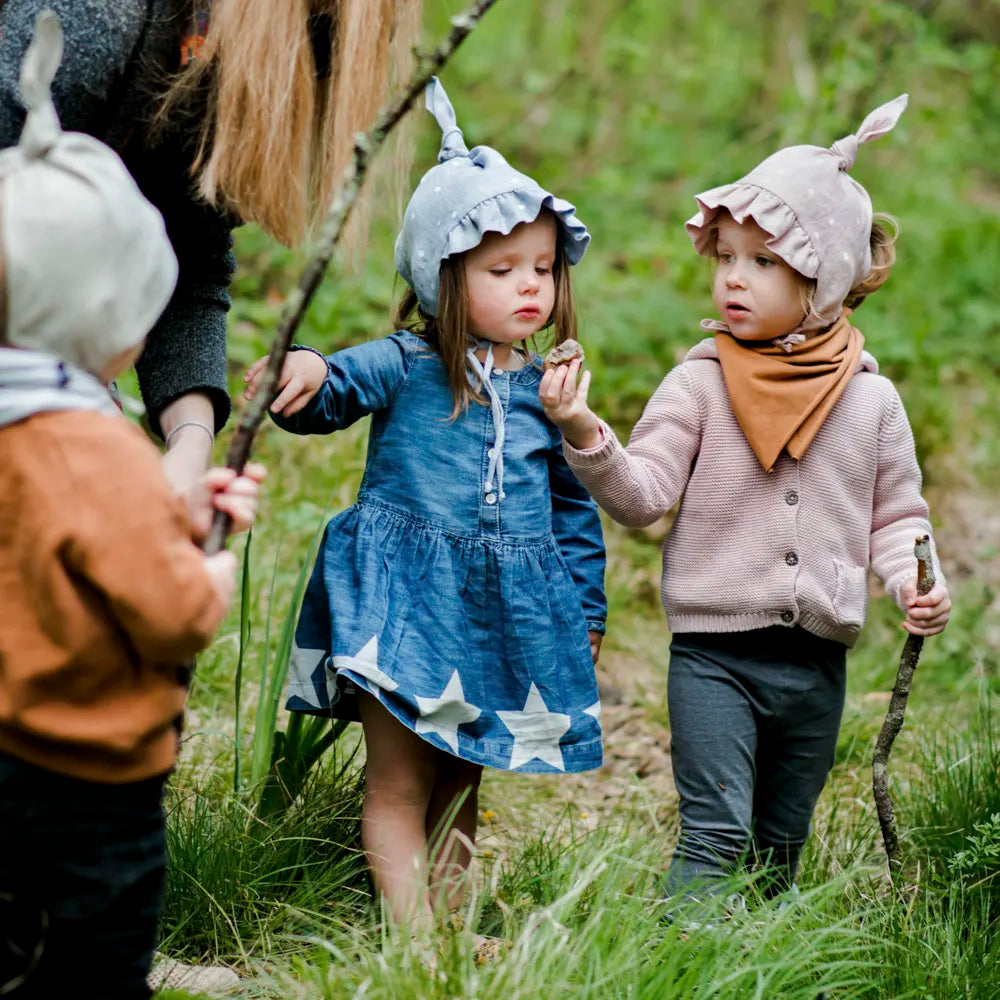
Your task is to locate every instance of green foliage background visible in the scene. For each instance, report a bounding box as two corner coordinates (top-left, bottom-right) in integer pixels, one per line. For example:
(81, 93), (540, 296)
(215, 0), (1000, 696)
(231, 0), (1000, 473)
(158, 2), (1000, 992)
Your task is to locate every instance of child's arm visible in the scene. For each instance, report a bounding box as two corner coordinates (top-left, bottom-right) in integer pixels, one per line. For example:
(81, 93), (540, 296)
(243, 335), (412, 435)
(60, 422), (243, 663)
(870, 388), (950, 635)
(548, 441), (607, 648)
(541, 360), (701, 528)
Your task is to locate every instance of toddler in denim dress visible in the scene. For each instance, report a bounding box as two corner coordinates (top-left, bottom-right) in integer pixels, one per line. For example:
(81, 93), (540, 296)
(245, 77), (606, 928)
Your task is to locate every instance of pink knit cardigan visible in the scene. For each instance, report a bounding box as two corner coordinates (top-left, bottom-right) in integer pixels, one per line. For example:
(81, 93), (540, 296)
(563, 338), (940, 648)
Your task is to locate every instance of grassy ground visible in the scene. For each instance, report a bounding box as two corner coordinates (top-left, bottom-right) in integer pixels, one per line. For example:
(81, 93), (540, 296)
(131, 1), (1000, 996)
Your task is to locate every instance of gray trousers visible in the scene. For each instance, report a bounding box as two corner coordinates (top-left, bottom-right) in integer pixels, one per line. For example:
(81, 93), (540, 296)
(664, 627), (847, 897)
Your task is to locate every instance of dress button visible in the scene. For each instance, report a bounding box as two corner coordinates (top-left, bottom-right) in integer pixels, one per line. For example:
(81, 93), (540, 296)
(485, 493), (497, 505)
(781, 610), (794, 623)
(785, 490), (799, 506)
(493, 367), (504, 376)
(488, 448), (496, 458)
(785, 551), (798, 566)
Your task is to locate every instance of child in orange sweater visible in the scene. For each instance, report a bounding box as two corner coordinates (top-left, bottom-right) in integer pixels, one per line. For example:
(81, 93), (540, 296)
(0, 14), (261, 998)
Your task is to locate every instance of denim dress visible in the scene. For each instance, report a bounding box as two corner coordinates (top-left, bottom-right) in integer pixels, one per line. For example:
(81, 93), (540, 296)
(273, 331), (607, 774)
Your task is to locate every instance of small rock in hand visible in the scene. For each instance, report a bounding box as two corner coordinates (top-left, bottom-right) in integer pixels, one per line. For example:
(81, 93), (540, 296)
(543, 338), (585, 370)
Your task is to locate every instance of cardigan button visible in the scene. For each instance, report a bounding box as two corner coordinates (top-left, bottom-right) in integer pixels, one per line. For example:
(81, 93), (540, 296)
(785, 551), (799, 566)
(785, 490), (799, 505)
(780, 610), (794, 623)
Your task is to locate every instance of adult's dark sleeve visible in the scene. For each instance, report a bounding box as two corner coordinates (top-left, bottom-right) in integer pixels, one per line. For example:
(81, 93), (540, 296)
(127, 140), (237, 439)
(0, 0), (147, 145)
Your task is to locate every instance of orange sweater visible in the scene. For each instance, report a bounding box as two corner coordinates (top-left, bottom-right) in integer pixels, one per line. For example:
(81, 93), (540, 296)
(0, 410), (227, 783)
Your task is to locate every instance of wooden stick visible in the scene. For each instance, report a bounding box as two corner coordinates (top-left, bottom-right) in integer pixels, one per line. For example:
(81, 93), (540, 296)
(872, 534), (935, 889)
(204, 0), (499, 555)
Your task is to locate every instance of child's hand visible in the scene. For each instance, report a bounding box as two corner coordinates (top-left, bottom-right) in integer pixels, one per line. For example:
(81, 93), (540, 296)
(900, 580), (951, 636)
(589, 630), (603, 666)
(204, 550), (239, 608)
(188, 463), (266, 542)
(539, 359), (603, 450)
(243, 349), (328, 417)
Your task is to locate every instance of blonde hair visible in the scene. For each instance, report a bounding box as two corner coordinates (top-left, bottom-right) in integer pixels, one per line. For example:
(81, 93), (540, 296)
(794, 213), (899, 318)
(161, 0), (420, 246)
(843, 213), (899, 310)
(393, 215), (579, 419)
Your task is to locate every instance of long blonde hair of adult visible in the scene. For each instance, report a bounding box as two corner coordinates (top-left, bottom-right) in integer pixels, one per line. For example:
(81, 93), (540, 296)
(164, 0), (420, 246)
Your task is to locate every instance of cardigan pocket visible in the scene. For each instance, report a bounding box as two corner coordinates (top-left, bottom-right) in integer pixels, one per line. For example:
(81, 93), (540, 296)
(833, 561), (867, 628)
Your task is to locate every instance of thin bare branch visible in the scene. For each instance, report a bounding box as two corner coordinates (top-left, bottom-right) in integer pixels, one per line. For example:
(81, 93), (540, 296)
(872, 534), (934, 893)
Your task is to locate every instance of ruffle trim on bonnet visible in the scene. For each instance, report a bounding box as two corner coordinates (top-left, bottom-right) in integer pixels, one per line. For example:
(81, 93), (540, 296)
(443, 187), (589, 268)
(687, 183), (820, 280)
(684, 93), (908, 336)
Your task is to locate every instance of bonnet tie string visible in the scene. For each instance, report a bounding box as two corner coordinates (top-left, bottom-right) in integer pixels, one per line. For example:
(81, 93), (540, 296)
(700, 318), (807, 354)
(466, 342), (506, 500)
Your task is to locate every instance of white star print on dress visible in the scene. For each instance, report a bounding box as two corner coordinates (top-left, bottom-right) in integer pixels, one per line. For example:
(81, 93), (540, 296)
(332, 635), (399, 695)
(583, 701), (602, 726)
(289, 644), (327, 709)
(497, 683), (571, 771)
(415, 670), (482, 753)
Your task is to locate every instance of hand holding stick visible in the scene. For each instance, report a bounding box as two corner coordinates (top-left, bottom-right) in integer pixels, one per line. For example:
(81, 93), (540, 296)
(203, 0), (499, 555)
(872, 534), (934, 889)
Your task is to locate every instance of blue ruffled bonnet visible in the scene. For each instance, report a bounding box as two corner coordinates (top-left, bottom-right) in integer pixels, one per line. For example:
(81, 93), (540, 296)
(394, 78), (590, 316)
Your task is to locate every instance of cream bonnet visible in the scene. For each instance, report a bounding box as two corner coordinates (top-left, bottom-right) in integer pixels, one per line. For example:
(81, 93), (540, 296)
(0, 11), (177, 376)
(395, 77), (589, 316)
(686, 95), (908, 331)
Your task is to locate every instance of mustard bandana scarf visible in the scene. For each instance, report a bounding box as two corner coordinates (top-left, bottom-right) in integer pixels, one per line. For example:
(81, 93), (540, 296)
(715, 312), (864, 472)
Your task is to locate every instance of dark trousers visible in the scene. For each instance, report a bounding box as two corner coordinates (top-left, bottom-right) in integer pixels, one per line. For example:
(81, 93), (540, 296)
(664, 627), (847, 897)
(0, 754), (167, 999)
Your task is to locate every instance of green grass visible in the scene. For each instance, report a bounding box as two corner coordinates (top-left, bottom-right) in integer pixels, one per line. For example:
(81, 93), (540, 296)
(159, 753), (367, 966)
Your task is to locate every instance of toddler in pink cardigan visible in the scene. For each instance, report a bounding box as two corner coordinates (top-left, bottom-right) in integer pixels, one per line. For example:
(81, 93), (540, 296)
(540, 95), (950, 902)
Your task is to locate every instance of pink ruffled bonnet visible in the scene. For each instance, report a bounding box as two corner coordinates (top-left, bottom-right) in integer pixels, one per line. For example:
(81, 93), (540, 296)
(685, 95), (908, 332)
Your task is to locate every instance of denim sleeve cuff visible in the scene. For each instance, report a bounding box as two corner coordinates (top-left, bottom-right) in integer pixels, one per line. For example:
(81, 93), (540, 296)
(288, 344), (329, 363)
(586, 620), (607, 634)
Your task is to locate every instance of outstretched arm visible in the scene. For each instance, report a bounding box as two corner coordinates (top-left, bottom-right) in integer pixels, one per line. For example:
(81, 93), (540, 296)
(244, 335), (411, 436)
(541, 361), (701, 528)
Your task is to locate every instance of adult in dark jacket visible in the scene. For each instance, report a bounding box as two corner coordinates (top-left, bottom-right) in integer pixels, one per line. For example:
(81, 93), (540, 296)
(0, 0), (417, 496)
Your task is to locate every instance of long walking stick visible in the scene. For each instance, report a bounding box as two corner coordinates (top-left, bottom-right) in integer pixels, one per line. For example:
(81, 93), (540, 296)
(872, 534), (935, 890)
(203, 0), (499, 556)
